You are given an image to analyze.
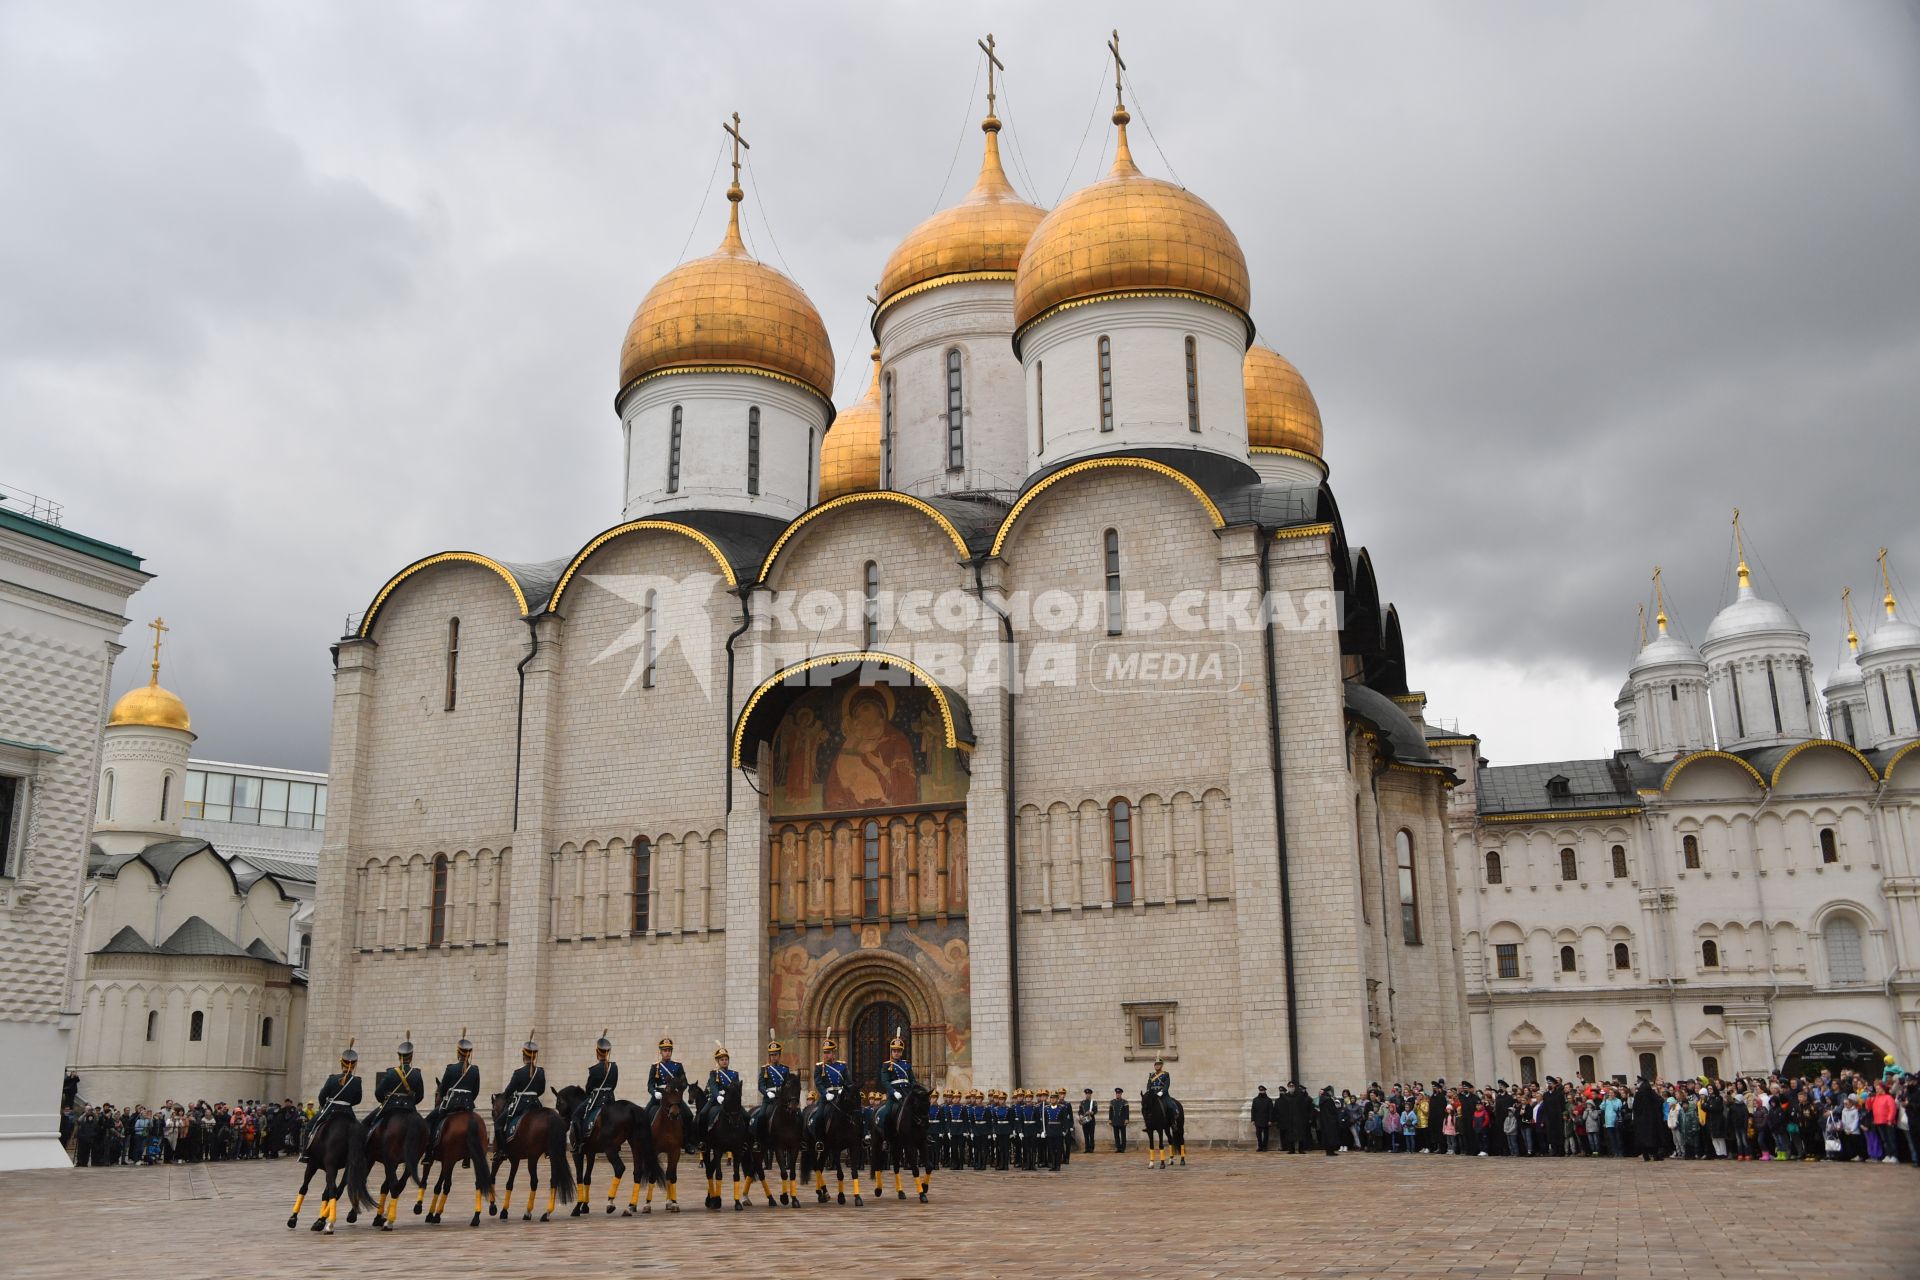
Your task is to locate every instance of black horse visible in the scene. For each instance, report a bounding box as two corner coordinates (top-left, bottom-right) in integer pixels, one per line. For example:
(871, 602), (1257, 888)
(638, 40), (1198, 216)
(555, 1085), (661, 1217)
(801, 1077), (865, 1206)
(760, 1072), (805, 1207)
(1141, 1088), (1186, 1168)
(874, 1082), (932, 1202)
(287, 1108), (374, 1233)
(689, 1078), (755, 1211)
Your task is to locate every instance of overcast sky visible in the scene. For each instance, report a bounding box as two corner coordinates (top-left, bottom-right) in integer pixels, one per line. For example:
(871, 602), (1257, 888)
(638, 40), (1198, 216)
(5, 1), (1917, 772)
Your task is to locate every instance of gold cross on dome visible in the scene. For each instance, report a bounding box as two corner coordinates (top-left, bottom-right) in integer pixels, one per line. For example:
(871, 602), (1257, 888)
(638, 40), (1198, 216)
(1108, 29), (1126, 111)
(723, 112), (750, 190)
(148, 617), (168, 683)
(978, 33), (1003, 118)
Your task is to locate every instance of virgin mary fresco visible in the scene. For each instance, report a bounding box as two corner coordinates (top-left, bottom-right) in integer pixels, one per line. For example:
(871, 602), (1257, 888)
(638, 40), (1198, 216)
(824, 684), (920, 811)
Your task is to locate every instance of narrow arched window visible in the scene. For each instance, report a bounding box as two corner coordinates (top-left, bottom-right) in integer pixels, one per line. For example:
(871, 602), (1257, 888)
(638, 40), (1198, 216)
(667, 406), (683, 493)
(1611, 845), (1628, 880)
(806, 427), (815, 504)
(1819, 828), (1838, 864)
(145, 1010), (158, 1042)
(1839, 702), (1856, 745)
(1701, 938), (1719, 968)
(1729, 670), (1746, 739)
(632, 837), (652, 933)
(1110, 799), (1134, 905)
(1577, 1053), (1596, 1083)
(747, 406), (762, 495)
(299, 933), (311, 969)
(1765, 658), (1782, 733)
(1184, 335), (1200, 432)
(1519, 1056), (1538, 1086)
(1103, 530), (1122, 637)
(623, 421), (633, 493)
(881, 372), (894, 487)
(429, 853), (449, 945)
(1559, 848), (1577, 881)
(261, 1016), (273, 1048)
(862, 562), (880, 649)
(445, 617), (460, 711)
(190, 1010), (204, 1042)
(159, 773), (171, 822)
(862, 820), (882, 920)
(1613, 942), (1631, 970)
(103, 770), (114, 821)
(1701, 1054), (1719, 1081)
(1559, 945), (1576, 973)
(1097, 336), (1114, 431)
(641, 589), (658, 689)
(1682, 833), (1700, 869)
(1396, 830), (1420, 944)
(945, 348), (964, 469)
(1825, 915), (1865, 983)
(1484, 850), (1502, 884)
(1035, 360), (1045, 451)
(1638, 1052), (1658, 1082)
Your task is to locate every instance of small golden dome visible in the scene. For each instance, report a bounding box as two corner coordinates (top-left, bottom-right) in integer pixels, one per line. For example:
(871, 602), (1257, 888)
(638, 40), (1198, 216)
(617, 187), (835, 406)
(1013, 109), (1251, 337)
(1244, 345), (1324, 458)
(109, 682), (191, 732)
(818, 350), (882, 501)
(876, 116), (1047, 316)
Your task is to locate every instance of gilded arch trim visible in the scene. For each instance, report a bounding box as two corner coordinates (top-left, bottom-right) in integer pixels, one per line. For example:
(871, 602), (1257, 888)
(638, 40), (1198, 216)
(731, 650), (969, 769)
(759, 492), (970, 582)
(1883, 739), (1920, 781)
(1768, 738), (1878, 787)
(358, 552), (529, 638)
(548, 519), (739, 610)
(990, 457), (1225, 558)
(1662, 750), (1767, 793)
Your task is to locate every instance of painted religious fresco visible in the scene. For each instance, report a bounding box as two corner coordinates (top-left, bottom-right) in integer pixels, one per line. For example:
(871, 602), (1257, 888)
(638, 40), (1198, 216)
(768, 681), (968, 818)
(768, 919), (972, 1088)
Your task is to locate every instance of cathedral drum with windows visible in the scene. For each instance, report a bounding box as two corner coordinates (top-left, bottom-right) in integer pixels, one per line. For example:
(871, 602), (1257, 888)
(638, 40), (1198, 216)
(302, 41), (1477, 1140)
(1447, 539), (1920, 1087)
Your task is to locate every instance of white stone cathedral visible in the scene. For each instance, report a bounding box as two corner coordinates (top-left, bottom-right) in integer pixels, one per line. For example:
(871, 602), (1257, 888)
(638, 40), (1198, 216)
(1447, 542), (1920, 1087)
(304, 52), (1477, 1138)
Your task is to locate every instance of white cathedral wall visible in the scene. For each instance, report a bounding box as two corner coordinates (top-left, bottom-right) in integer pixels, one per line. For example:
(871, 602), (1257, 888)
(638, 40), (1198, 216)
(621, 374), (826, 522)
(1454, 751), (1920, 1080)
(94, 724), (192, 842)
(875, 281), (1029, 497)
(1859, 658), (1920, 747)
(1021, 297), (1248, 473)
(1706, 652), (1818, 749)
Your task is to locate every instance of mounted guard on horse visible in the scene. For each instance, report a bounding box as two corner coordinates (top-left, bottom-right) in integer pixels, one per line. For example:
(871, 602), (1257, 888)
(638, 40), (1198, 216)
(287, 1038), (372, 1233)
(416, 1030), (492, 1226)
(1142, 1056), (1187, 1168)
(357, 1033), (428, 1230)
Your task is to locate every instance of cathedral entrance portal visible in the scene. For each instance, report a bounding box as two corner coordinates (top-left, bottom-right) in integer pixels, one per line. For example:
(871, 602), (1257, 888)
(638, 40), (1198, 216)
(852, 1001), (911, 1093)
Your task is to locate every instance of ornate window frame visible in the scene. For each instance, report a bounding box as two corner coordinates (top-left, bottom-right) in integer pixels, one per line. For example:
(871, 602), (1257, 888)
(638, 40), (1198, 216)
(1122, 1000), (1177, 1062)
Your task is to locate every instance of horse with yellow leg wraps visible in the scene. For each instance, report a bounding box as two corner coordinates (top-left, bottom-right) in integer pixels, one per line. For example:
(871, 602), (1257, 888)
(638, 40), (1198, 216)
(555, 1084), (660, 1217)
(354, 1033), (428, 1231)
(416, 1030), (491, 1226)
(287, 1039), (375, 1233)
(485, 1034), (575, 1222)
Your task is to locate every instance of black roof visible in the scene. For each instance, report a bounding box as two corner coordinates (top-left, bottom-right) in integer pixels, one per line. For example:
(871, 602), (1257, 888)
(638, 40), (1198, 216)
(1477, 757), (1642, 816)
(1345, 683), (1444, 769)
(919, 495), (1010, 556)
(90, 916), (288, 963)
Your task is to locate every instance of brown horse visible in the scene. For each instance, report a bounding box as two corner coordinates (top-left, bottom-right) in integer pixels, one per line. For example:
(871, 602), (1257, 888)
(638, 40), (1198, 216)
(354, 1110), (427, 1230)
(554, 1085), (660, 1217)
(642, 1080), (687, 1212)
(486, 1093), (575, 1222)
(413, 1110), (493, 1226)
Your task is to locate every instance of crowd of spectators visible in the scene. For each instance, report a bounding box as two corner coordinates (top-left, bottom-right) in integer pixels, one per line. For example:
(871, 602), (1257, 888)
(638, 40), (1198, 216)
(60, 1098), (310, 1166)
(1251, 1069), (1920, 1165)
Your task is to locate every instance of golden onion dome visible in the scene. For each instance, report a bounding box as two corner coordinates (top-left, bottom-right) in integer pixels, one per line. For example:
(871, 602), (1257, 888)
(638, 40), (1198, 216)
(875, 114), (1047, 318)
(818, 350), (883, 501)
(1013, 106), (1251, 341)
(1243, 345), (1324, 459)
(617, 180), (835, 407)
(109, 680), (191, 732)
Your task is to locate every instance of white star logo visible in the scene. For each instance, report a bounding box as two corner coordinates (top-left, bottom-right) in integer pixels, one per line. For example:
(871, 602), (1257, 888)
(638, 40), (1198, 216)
(584, 572), (725, 700)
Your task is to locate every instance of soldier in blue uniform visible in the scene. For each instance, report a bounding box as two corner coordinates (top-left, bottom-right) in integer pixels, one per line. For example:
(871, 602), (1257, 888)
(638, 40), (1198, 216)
(304, 1041), (362, 1159)
(991, 1089), (1014, 1169)
(807, 1036), (851, 1144)
(362, 1034), (424, 1141)
(874, 1034), (917, 1142)
(1045, 1089), (1070, 1170)
(424, 1030), (478, 1148)
(928, 1090), (949, 1167)
(967, 1089), (988, 1169)
(697, 1045), (740, 1140)
(498, 1035), (546, 1146)
(575, 1031), (618, 1144)
(752, 1035), (793, 1147)
(1146, 1059), (1172, 1100)
(645, 1037), (692, 1138)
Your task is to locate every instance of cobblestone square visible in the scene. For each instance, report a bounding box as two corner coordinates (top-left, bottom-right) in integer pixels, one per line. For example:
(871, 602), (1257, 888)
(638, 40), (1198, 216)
(6, 1150), (1915, 1279)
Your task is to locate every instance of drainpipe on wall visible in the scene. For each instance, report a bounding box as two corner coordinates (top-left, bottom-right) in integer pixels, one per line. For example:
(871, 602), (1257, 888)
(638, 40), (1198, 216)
(511, 616), (541, 830)
(722, 585), (754, 813)
(1258, 532), (1302, 1086)
(972, 556), (1021, 1084)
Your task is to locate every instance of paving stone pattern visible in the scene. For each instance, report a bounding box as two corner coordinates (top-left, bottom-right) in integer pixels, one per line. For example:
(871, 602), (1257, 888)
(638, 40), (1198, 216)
(8, 1150), (1917, 1278)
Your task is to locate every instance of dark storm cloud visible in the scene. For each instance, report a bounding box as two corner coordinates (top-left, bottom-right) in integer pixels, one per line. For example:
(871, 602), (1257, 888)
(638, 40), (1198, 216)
(3, 1), (1915, 770)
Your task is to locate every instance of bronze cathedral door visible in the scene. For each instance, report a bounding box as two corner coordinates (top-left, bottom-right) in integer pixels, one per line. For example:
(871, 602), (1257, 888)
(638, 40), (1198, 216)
(851, 1001), (911, 1093)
